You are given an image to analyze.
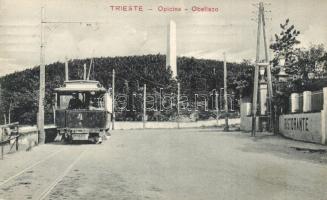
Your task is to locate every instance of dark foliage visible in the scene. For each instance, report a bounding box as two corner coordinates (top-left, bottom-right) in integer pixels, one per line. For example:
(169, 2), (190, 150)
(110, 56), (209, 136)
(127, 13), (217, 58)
(0, 54), (253, 124)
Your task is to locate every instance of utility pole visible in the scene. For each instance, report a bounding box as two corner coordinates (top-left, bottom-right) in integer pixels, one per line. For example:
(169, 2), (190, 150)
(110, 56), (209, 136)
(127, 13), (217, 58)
(143, 84), (146, 129)
(251, 3), (262, 137)
(35, 7), (103, 141)
(251, 2), (273, 136)
(216, 91), (219, 126)
(38, 7), (45, 144)
(262, 5), (274, 132)
(8, 101), (12, 124)
(223, 52), (229, 131)
(112, 69), (115, 130)
(65, 57), (69, 81)
(177, 82), (180, 128)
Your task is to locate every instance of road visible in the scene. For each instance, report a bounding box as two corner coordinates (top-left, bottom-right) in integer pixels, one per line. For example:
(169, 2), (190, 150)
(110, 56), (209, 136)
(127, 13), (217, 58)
(1, 128), (327, 200)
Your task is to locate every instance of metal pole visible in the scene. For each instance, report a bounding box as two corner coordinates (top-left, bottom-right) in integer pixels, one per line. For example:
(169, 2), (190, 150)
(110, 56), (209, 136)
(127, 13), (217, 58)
(54, 92), (57, 124)
(251, 2), (263, 137)
(112, 69), (115, 130)
(15, 132), (19, 151)
(38, 7), (45, 144)
(65, 57), (69, 81)
(159, 88), (163, 111)
(223, 52), (229, 131)
(143, 84), (146, 129)
(262, 4), (274, 132)
(177, 82), (180, 128)
(8, 101), (11, 124)
(216, 92), (219, 126)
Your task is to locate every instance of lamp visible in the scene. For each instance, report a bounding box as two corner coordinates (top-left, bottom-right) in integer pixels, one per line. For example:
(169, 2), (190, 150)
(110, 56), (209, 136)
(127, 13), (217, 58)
(277, 56), (288, 83)
(259, 65), (266, 82)
(279, 57), (285, 66)
(277, 67), (288, 82)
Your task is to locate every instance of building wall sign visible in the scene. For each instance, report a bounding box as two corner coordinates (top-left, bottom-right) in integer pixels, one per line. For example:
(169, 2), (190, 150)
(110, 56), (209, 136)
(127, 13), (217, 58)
(284, 117), (309, 132)
(279, 113), (321, 144)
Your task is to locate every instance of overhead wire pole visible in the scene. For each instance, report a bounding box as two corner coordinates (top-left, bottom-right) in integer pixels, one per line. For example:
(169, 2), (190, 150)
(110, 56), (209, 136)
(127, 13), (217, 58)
(251, 2), (262, 137)
(261, 5), (274, 132)
(38, 6), (46, 144)
(252, 2), (273, 137)
(177, 82), (180, 128)
(65, 57), (69, 81)
(223, 52), (229, 131)
(216, 91), (219, 126)
(37, 9), (105, 137)
(143, 84), (147, 128)
(112, 69), (115, 130)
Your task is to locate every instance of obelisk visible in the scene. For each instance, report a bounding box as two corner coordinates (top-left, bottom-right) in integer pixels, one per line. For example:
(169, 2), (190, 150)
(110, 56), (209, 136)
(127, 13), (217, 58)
(166, 20), (177, 78)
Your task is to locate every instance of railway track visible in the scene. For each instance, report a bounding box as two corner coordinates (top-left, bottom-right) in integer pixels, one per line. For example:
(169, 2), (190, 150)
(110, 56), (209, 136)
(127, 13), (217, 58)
(0, 146), (87, 200)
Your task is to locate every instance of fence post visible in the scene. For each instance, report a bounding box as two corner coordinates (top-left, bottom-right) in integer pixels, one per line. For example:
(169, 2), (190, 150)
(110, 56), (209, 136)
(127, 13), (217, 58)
(16, 126), (19, 151)
(15, 136), (19, 151)
(303, 91), (312, 112)
(291, 93), (300, 113)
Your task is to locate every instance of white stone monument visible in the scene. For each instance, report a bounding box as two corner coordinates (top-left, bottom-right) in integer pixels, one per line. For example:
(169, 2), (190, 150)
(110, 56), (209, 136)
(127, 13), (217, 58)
(166, 20), (177, 78)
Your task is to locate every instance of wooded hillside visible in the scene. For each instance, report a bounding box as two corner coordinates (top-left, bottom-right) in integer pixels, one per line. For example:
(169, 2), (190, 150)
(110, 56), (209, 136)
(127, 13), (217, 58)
(0, 54), (253, 124)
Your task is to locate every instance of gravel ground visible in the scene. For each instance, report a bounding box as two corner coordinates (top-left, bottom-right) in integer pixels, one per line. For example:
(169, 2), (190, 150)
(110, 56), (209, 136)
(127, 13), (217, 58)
(1, 128), (327, 200)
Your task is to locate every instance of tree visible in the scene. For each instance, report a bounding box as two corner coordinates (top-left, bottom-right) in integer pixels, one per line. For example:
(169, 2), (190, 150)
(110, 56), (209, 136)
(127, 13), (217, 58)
(295, 44), (327, 91)
(270, 19), (300, 69)
(230, 59), (254, 99)
(269, 19), (300, 110)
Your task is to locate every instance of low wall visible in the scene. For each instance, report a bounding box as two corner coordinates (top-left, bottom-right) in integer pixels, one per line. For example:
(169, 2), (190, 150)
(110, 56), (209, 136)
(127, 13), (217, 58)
(1, 130), (38, 155)
(240, 116), (261, 132)
(279, 113), (322, 144)
(240, 116), (251, 131)
(17, 131), (39, 151)
(113, 118), (240, 130)
(1, 125), (58, 156)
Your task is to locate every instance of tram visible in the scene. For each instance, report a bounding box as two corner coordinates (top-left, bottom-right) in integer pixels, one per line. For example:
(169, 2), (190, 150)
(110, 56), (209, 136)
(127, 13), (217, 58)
(54, 80), (112, 143)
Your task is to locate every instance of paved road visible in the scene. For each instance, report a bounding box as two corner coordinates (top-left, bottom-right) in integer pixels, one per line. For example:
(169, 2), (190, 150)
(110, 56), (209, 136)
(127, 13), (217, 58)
(1, 129), (327, 200)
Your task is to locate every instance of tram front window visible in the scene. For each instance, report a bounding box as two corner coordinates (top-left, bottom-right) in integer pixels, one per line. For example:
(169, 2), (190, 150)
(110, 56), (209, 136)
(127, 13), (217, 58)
(68, 93), (83, 109)
(88, 96), (104, 110)
(57, 92), (104, 110)
(58, 93), (84, 110)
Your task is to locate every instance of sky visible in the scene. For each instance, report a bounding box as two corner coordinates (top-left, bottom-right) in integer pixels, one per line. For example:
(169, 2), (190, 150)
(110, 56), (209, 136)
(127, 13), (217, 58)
(0, 0), (326, 75)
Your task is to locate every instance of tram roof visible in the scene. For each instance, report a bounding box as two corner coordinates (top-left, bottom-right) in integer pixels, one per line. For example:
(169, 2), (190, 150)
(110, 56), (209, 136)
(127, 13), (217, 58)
(54, 80), (107, 93)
